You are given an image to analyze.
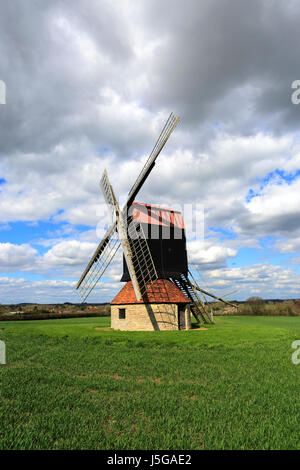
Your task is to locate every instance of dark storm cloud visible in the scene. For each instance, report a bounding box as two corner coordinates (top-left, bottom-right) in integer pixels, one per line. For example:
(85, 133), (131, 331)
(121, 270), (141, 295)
(139, 0), (300, 136)
(239, 210), (300, 236)
(0, 0), (139, 157)
(1, 0), (300, 162)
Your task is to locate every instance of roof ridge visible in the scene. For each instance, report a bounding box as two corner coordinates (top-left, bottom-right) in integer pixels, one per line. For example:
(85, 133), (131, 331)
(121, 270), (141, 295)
(111, 279), (190, 305)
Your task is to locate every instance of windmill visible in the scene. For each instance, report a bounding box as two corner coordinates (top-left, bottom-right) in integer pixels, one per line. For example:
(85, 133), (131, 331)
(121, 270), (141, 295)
(76, 113), (236, 330)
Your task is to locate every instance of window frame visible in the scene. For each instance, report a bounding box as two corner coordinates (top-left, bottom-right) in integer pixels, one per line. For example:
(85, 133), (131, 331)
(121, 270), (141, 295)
(118, 308), (126, 319)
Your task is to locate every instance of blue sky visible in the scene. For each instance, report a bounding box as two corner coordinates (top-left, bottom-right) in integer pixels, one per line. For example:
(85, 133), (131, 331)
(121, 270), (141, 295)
(0, 0), (300, 303)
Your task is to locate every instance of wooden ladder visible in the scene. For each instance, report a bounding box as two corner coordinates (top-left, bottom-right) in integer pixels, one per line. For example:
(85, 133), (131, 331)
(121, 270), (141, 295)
(170, 273), (214, 324)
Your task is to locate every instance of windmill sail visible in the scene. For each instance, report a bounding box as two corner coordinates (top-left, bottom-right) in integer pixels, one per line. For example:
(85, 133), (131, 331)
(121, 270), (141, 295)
(76, 113), (179, 302)
(100, 169), (116, 223)
(126, 219), (158, 298)
(101, 167), (148, 301)
(77, 169), (119, 299)
(100, 169), (158, 301)
(76, 227), (120, 302)
(126, 113), (180, 205)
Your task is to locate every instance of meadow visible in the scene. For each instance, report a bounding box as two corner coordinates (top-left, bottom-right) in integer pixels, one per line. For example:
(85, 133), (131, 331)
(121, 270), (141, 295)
(0, 315), (300, 450)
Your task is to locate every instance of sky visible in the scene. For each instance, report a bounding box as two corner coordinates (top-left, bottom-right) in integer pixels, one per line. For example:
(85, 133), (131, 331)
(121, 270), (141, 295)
(0, 0), (300, 303)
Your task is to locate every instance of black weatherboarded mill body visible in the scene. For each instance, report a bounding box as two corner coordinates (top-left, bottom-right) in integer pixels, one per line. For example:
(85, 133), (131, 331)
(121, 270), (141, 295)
(121, 202), (188, 282)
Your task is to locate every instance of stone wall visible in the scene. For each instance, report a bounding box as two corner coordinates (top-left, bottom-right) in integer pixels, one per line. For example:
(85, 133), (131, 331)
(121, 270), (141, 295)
(111, 303), (191, 331)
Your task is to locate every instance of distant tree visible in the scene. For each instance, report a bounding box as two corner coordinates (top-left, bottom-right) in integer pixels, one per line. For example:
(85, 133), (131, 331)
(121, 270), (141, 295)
(247, 296), (264, 302)
(294, 299), (300, 315)
(246, 296), (265, 315)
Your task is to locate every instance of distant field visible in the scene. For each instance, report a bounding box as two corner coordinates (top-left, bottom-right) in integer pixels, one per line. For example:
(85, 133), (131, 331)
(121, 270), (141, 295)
(1, 316), (300, 449)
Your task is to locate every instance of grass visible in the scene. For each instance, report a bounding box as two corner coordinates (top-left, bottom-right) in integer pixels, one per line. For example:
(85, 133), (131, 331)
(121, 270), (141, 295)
(1, 315), (300, 449)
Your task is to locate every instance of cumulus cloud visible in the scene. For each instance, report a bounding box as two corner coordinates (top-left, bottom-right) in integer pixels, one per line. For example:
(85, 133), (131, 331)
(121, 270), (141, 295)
(200, 264), (300, 300)
(188, 240), (237, 270)
(0, 1), (300, 302)
(43, 240), (97, 267)
(0, 277), (77, 303)
(0, 276), (120, 304)
(0, 243), (37, 270)
(276, 237), (300, 254)
(242, 178), (300, 235)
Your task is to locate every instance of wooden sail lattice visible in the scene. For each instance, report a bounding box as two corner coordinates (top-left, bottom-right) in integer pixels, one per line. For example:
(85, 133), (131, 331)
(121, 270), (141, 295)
(76, 113), (180, 301)
(126, 220), (158, 297)
(100, 169), (115, 222)
(77, 232), (120, 302)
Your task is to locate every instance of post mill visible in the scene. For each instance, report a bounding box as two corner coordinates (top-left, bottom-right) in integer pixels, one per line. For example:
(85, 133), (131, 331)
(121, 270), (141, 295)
(76, 113), (236, 330)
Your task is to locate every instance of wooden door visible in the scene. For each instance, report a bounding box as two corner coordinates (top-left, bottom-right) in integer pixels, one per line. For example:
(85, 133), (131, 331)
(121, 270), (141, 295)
(178, 305), (186, 330)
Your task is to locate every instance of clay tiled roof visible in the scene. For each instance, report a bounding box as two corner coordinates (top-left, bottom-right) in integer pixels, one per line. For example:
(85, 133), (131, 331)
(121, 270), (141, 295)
(111, 279), (190, 305)
(132, 202), (185, 229)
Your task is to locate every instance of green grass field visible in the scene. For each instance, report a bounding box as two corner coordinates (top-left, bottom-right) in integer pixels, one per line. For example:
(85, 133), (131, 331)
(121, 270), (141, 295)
(1, 315), (300, 450)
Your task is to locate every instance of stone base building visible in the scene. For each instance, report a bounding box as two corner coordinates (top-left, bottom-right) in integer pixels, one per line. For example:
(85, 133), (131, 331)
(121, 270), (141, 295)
(111, 279), (191, 331)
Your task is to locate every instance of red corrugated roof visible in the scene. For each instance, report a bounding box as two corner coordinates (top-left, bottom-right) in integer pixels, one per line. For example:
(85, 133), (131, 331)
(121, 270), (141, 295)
(131, 202), (185, 230)
(111, 279), (190, 305)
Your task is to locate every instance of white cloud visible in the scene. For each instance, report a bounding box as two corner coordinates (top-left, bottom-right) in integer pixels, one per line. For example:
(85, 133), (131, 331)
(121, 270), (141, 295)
(0, 276), (121, 304)
(197, 263), (300, 300)
(43, 240), (97, 267)
(275, 237), (300, 254)
(247, 179), (300, 218)
(188, 239), (237, 269)
(1, 261), (299, 304)
(0, 277), (78, 304)
(0, 243), (37, 270)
